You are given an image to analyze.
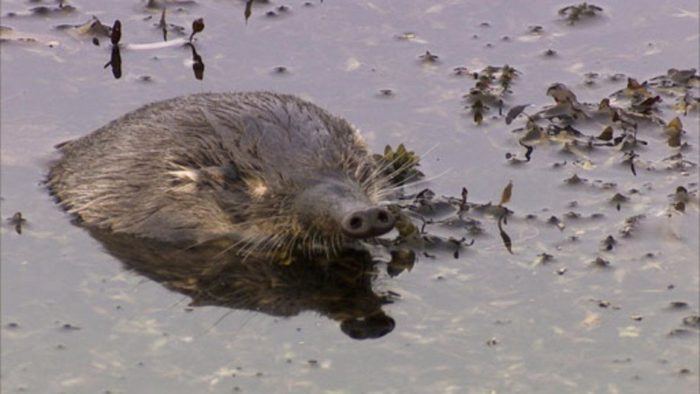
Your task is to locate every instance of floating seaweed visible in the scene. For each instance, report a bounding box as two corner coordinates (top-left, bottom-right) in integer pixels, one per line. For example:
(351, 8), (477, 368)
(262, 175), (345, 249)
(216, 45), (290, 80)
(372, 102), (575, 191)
(558, 3), (603, 25)
(463, 65), (519, 124)
(374, 144), (424, 186)
(55, 16), (111, 41)
(507, 69), (698, 170)
(189, 18), (204, 42)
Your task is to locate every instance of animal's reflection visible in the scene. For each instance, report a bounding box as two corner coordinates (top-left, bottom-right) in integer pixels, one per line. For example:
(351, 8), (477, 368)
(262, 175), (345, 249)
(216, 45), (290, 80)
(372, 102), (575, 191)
(90, 230), (397, 339)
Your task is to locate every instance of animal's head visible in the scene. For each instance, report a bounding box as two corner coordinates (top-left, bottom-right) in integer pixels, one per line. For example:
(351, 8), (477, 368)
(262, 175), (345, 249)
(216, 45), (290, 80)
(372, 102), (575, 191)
(232, 155), (398, 258)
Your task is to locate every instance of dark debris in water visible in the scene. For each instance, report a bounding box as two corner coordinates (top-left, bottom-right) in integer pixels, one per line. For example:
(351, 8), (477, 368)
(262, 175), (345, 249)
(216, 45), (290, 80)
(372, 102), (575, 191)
(666, 301), (689, 311)
(667, 328), (694, 338)
(682, 315), (700, 329)
(418, 50), (440, 64)
(600, 235), (616, 251)
(5, 2), (77, 18)
(58, 323), (81, 332)
(387, 249), (415, 277)
(463, 65), (519, 124)
(619, 215), (645, 238)
(55, 16), (111, 38)
(146, 0), (198, 11)
(7, 212), (27, 234)
(507, 71), (698, 170)
(558, 3), (603, 25)
(382, 179), (525, 256)
(590, 257), (611, 269)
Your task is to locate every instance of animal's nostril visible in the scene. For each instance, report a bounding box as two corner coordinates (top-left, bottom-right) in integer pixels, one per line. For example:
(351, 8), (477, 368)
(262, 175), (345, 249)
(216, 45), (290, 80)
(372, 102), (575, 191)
(342, 208), (394, 239)
(349, 216), (364, 230)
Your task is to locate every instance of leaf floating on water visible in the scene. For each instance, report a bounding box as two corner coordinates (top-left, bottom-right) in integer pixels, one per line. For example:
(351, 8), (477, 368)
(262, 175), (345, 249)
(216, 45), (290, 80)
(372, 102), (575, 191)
(664, 117), (683, 147)
(610, 193), (629, 204)
(519, 120), (543, 143)
(682, 315), (700, 329)
(631, 95), (662, 115)
(473, 110), (483, 124)
(387, 249), (416, 277)
(597, 126), (614, 141)
(666, 117), (683, 132)
(505, 104), (529, 125)
(390, 207), (419, 239)
(110, 19), (121, 45)
(375, 144), (424, 186)
(546, 83), (578, 105)
(464, 65), (520, 124)
(453, 66), (470, 76)
(244, 0), (254, 23)
(590, 257), (611, 269)
(564, 173), (586, 185)
(620, 214), (645, 237)
(547, 216), (565, 231)
(499, 181), (513, 206)
(670, 186), (689, 212)
(497, 214), (513, 254)
(627, 78), (644, 91)
(189, 18), (204, 42)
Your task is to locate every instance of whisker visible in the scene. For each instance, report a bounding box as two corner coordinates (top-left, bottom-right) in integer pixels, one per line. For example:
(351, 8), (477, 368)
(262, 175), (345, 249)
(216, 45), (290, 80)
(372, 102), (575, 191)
(373, 168), (452, 202)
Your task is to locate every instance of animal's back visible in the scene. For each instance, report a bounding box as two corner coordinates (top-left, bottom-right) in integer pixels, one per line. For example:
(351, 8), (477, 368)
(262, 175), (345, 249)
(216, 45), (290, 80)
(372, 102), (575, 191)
(48, 92), (369, 244)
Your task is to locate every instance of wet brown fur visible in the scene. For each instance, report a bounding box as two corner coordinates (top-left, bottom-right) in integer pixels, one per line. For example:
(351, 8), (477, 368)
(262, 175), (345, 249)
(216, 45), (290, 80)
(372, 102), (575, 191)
(48, 92), (397, 257)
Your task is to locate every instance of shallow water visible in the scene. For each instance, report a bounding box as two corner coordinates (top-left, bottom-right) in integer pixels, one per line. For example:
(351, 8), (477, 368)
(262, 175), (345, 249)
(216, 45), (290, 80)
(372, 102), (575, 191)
(1, 0), (699, 393)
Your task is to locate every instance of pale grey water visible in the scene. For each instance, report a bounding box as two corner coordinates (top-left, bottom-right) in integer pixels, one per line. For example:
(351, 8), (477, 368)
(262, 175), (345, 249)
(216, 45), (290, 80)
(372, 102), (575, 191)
(1, 1), (698, 393)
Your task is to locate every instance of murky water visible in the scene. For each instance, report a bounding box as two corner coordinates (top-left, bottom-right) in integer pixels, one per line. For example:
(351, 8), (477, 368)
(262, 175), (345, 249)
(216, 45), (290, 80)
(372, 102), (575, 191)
(2, 1), (698, 393)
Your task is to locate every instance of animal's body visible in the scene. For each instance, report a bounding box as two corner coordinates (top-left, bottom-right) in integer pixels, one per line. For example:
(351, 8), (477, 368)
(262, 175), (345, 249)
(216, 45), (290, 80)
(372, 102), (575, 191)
(48, 92), (396, 257)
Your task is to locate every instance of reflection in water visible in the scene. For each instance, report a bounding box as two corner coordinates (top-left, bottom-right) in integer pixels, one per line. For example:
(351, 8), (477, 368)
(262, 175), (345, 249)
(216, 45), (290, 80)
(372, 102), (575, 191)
(89, 229), (397, 339)
(188, 43), (205, 80)
(101, 18), (206, 80)
(103, 20), (122, 79)
(104, 44), (122, 79)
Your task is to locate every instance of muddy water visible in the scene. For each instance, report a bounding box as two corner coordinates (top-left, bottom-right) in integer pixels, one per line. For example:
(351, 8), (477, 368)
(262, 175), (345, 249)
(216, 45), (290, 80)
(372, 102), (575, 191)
(1, 0), (698, 393)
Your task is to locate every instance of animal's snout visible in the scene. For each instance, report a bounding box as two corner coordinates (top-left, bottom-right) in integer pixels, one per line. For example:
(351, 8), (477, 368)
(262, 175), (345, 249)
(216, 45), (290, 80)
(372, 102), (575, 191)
(341, 207), (395, 239)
